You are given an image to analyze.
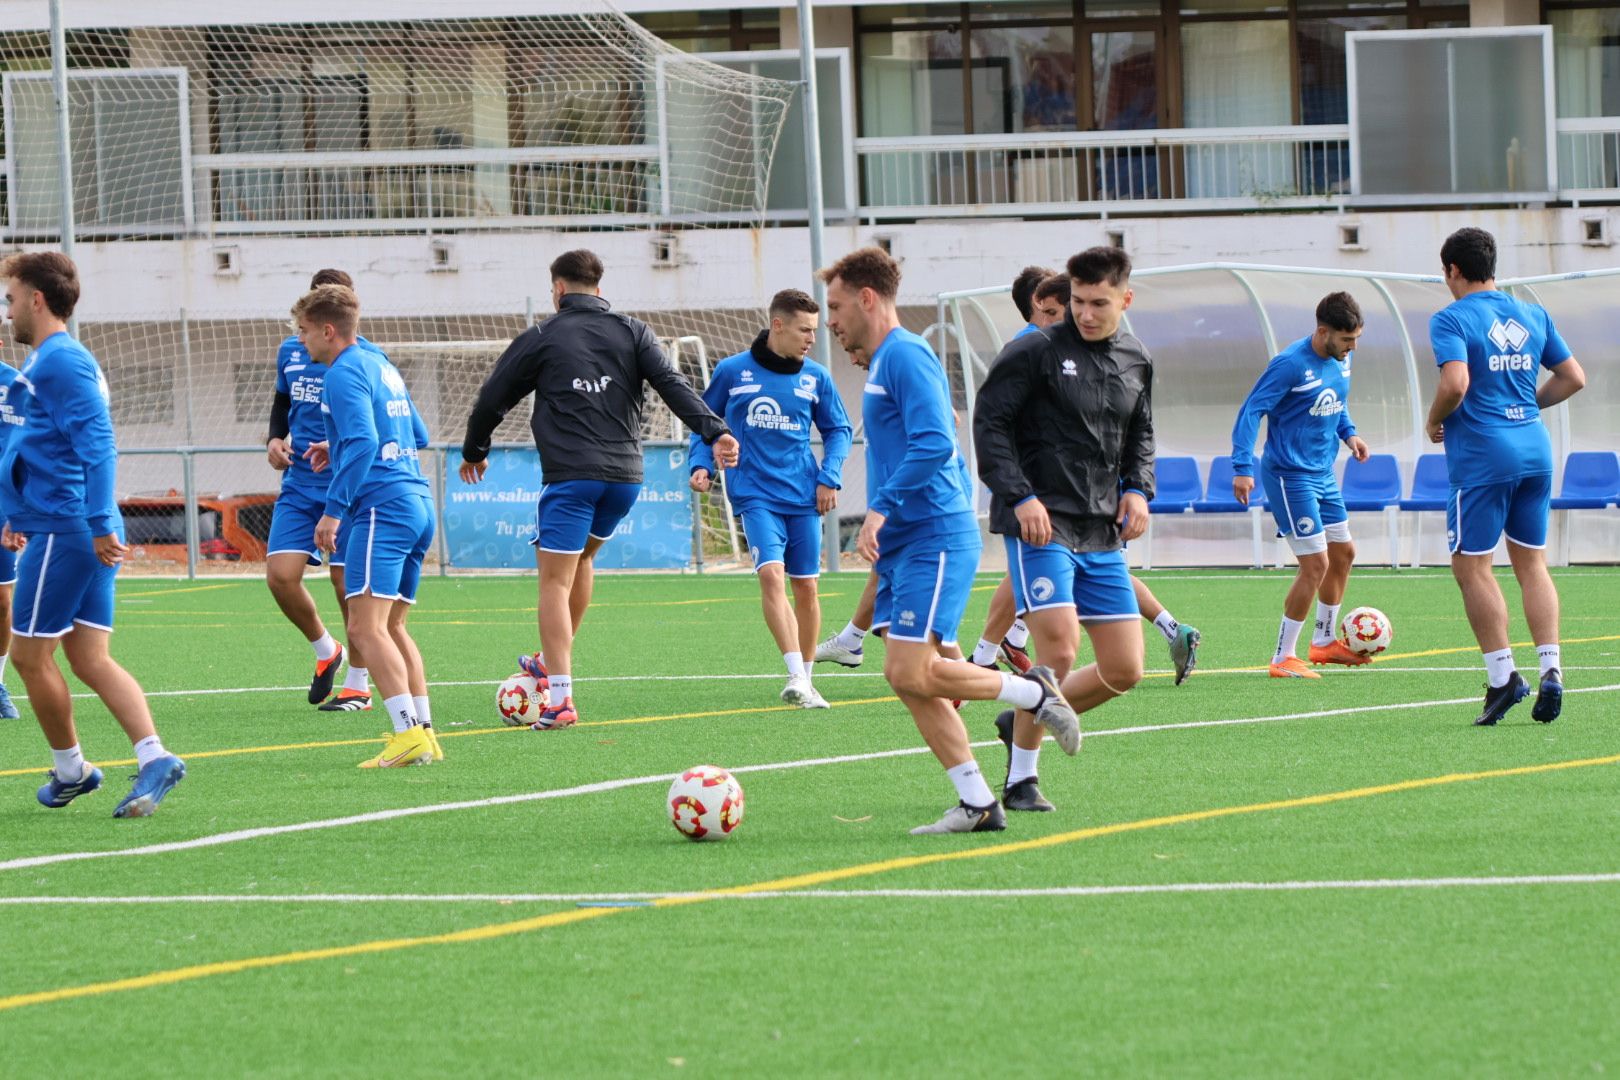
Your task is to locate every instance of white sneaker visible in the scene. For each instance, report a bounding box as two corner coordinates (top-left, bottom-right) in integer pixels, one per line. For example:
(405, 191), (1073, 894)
(781, 674), (829, 708)
(813, 635), (864, 668)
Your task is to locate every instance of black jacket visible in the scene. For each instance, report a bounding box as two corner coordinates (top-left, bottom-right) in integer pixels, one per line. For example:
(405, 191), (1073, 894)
(972, 309), (1156, 551)
(461, 294), (730, 484)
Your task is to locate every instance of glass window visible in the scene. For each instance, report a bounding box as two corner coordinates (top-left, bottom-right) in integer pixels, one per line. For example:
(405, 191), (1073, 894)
(862, 6), (962, 29)
(968, 2), (1073, 23)
(1181, 21), (1289, 127)
(1180, 0), (1286, 15)
(1552, 8), (1620, 118)
(970, 24), (1077, 132)
(1296, 0), (1403, 8)
(1092, 29), (1157, 129)
(1084, 0), (1160, 16)
(1297, 15), (1405, 125)
(861, 29), (966, 136)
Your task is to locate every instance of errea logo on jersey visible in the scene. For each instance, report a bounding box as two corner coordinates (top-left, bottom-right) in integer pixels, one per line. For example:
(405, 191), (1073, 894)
(1487, 319), (1535, 371)
(745, 396), (801, 431)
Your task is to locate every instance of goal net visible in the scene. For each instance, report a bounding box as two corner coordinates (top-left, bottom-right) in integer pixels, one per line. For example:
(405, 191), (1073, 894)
(0, 3), (797, 570)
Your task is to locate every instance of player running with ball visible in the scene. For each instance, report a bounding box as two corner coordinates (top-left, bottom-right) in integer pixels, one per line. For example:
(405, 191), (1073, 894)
(822, 247), (1078, 836)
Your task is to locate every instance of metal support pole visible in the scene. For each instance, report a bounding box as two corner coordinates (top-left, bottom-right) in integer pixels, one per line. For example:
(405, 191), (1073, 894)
(690, 485), (706, 575)
(181, 451), (199, 580)
(49, 0), (78, 336)
(435, 447), (450, 576)
(797, 0), (840, 573)
(180, 308), (196, 445)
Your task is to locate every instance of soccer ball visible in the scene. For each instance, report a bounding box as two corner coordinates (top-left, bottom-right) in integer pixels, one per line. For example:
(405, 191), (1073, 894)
(668, 765), (745, 842)
(1340, 606), (1393, 656)
(496, 672), (547, 727)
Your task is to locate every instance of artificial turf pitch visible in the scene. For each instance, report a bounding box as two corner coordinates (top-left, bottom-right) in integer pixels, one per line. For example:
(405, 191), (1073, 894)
(0, 567), (1616, 1076)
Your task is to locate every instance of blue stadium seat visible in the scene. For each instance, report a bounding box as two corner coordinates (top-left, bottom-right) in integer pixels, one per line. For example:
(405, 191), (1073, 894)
(1550, 451), (1620, 510)
(1341, 454), (1402, 511)
(1191, 455), (1268, 567)
(1341, 453), (1403, 567)
(1147, 456), (1202, 513)
(1399, 454), (1449, 513)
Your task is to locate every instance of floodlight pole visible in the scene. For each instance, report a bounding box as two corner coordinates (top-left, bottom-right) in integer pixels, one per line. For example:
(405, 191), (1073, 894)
(49, 0), (78, 335)
(797, 0), (840, 572)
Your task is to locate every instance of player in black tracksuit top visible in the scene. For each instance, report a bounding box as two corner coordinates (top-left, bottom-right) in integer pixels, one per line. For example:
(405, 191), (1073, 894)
(971, 246), (1154, 812)
(459, 249), (738, 728)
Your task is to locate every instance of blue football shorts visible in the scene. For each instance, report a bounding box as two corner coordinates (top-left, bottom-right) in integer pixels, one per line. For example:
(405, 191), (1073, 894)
(1261, 467), (1350, 556)
(743, 509), (822, 578)
(533, 480), (641, 555)
(1447, 473), (1551, 556)
(0, 544), (15, 586)
(13, 529), (119, 638)
(267, 483), (351, 568)
(1005, 537), (1139, 622)
(342, 494), (436, 603)
(871, 534), (982, 646)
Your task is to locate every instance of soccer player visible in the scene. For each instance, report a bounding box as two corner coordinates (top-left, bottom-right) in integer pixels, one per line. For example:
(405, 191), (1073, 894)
(294, 284), (440, 768)
(1010, 264), (1056, 340)
(688, 289), (852, 709)
(821, 246), (1078, 835)
(1231, 291), (1372, 678)
(973, 247), (1153, 813)
(0, 515), (20, 719)
(0, 252), (186, 815)
(461, 249), (739, 729)
(1425, 227), (1585, 725)
(266, 268), (373, 711)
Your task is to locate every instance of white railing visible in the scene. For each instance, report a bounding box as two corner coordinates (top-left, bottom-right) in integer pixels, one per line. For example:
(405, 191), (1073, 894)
(1557, 117), (1620, 198)
(857, 126), (1353, 216)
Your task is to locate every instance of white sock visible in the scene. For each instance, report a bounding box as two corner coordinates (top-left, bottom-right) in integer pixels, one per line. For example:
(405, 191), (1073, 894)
(1313, 603), (1341, 648)
(836, 622), (867, 650)
(1273, 616), (1306, 665)
(0, 653), (8, 680)
(1006, 620), (1030, 648)
(549, 673), (573, 704)
(1536, 644), (1560, 676)
(784, 652), (806, 679)
(996, 672), (1044, 710)
(946, 760), (996, 808)
(383, 693), (417, 733)
(311, 632), (338, 662)
(1008, 744), (1041, 785)
(51, 744), (86, 782)
(343, 666), (370, 694)
(1153, 610), (1180, 644)
(1483, 648), (1515, 689)
(413, 695), (433, 729)
(133, 735), (168, 769)
(970, 639), (1000, 666)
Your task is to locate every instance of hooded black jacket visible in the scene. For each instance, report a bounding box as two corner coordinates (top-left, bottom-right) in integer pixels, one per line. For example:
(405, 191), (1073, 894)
(972, 307), (1156, 552)
(461, 293), (729, 484)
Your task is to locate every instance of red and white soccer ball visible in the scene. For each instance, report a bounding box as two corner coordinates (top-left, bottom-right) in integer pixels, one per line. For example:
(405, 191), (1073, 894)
(668, 765), (745, 842)
(1340, 606), (1393, 656)
(496, 672), (548, 727)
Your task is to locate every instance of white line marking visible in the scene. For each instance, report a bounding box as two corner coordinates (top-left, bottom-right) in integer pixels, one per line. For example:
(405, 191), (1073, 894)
(5, 873), (1618, 905)
(3, 684), (1615, 875)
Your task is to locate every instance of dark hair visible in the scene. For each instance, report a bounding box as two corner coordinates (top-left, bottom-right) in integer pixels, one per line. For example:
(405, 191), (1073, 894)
(769, 288), (819, 319)
(1066, 247), (1132, 288)
(550, 249), (604, 288)
(291, 283), (361, 335)
(310, 268), (353, 289)
(1033, 273), (1069, 304)
(1440, 227), (1496, 283)
(817, 246), (901, 300)
(1315, 291), (1363, 333)
(1011, 265), (1054, 321)
(2, 251), (80, 319)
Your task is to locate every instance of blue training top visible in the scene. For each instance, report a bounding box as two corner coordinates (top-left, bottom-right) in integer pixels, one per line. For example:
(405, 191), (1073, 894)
(0, 331), (122, 536)
(862, 327), (977, 551)
(1231, 334), (1357, 479)
(687, 349), (852, 516)
(278, 333), (389, 493)
(319, 342), (432, 521)
(1429, 291), (1572, 488)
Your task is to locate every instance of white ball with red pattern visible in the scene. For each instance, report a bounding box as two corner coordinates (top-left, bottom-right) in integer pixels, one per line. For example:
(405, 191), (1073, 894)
(1340, 606), (1393, 656)
(668, 765), (745, 842)
(496, 672), (548, 727)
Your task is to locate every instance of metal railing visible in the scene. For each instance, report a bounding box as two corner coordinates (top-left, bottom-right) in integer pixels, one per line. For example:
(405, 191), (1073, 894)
(1557, 117), (1620, 198)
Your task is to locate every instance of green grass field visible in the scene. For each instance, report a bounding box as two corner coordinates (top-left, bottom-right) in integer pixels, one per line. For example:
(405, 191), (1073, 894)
(1, 567), (1617, 1077)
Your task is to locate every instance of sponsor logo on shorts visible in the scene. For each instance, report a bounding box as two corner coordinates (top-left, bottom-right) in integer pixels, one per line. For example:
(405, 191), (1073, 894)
(1296, 516), (1316, 534)
(1030, 576), (1056, 602)
(898, 609), (917, 628)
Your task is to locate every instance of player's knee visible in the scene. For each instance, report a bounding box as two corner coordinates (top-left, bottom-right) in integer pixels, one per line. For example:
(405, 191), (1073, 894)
(1296, 553), (1328, 586)
(757, 563), (785, 590)
(1099, 652), (1143, 693)
(883, 657), (930, 698)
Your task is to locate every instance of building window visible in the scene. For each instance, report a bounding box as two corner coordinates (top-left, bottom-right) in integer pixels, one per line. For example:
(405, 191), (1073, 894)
(635, 11), (779, 54)
(1551, 6), (1620, 118)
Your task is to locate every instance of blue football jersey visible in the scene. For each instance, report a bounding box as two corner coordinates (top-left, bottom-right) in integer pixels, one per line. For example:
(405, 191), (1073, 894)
(1429, 291), (1572, 487)
(320, 343), (432, 520)
(1231, 335), (1356, 478)
(862, 327), (977, 550)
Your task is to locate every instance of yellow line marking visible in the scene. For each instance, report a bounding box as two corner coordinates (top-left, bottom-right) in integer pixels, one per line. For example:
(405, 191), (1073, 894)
(3, 751), (1614, 1012)
(116, 583), (243, 598)
(1146, 633), (1620, 680)
(0, 697), (903, 779)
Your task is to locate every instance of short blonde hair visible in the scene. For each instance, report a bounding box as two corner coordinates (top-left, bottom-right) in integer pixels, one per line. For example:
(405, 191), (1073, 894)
(291, 283), (360, 336)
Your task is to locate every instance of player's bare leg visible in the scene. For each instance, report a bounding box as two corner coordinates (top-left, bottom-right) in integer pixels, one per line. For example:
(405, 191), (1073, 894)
(1508, 539), (1563, 722)
(1452, 550), (1532, 725)
(815, 569), (876, 667)
(1307, 540), (1365, 667)
(1270, 551), (1328, 679)
(348, 591), (433, 767)
(526, 539), (603, 729)
(320, 564), (371, 710)
(969, 578), (1030, 672)
(883, 635), (1078, 755)
(791, 576), (820, 660)
(0, 582), (17, 718)
(267, 551), (344, 703)
(1134, 576), (1200, 684)
(998, 605), (1079, 810)
(760, 563), (823, 708)
(1056, 618), (1144, 715)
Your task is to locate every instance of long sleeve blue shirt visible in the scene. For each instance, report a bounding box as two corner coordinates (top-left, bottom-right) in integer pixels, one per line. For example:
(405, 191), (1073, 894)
(1231, 335), (1357, 479)
(320, 343), (431, 521)
(687, 347), (852, 515)
(862, 327), (977, 550)
(0, 331), (122, 536)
